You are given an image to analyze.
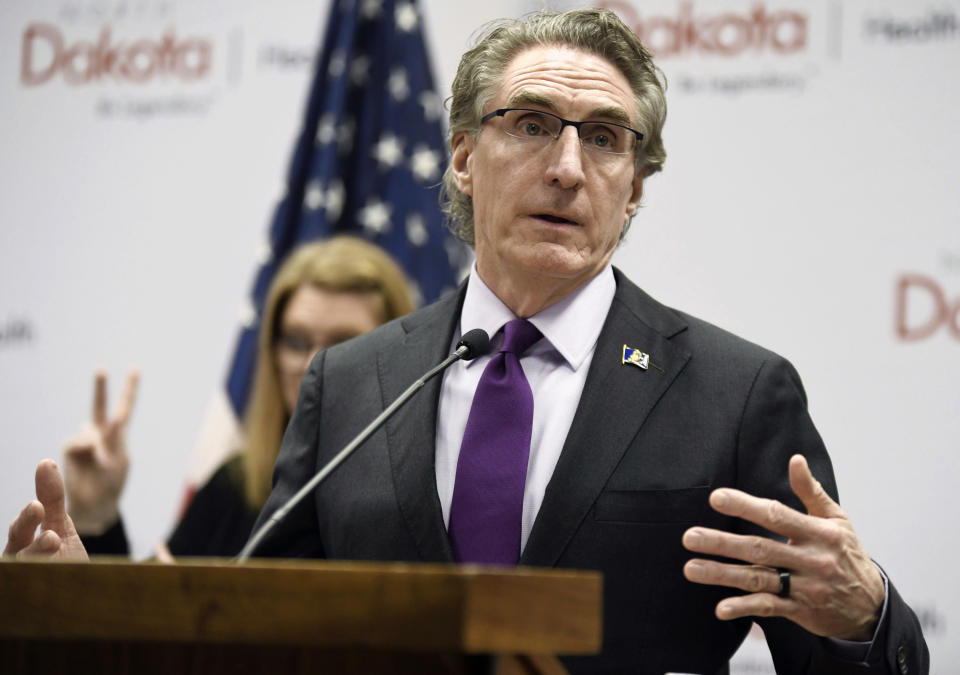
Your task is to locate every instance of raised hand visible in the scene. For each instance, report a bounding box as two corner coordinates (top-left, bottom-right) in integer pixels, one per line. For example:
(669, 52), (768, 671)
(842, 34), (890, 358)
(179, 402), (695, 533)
(4, 460), (89, 561)
(63, 369), (139, 534)
(682, 454), (885, 641)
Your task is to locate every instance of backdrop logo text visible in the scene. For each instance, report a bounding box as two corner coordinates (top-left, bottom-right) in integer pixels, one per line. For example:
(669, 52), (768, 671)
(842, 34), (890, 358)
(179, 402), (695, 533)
(895, 273), (960, 342)
(21, 23), (212, 86)
(601, 1), (808, 57)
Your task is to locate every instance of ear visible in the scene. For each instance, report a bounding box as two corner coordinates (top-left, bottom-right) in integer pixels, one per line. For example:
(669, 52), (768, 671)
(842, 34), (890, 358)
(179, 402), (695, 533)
(450, 131), (475, 197)
(625, 165), (646, 217)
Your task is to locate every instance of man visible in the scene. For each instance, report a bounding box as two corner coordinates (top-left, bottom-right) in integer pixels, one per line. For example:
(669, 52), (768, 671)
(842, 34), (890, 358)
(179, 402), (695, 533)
(7, 9), (927, 674)
(248, 9), (927, 673)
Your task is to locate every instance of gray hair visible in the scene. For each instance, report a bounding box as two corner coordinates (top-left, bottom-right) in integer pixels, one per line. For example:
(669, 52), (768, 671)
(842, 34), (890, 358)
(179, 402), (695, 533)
(441, 8), (667, 246)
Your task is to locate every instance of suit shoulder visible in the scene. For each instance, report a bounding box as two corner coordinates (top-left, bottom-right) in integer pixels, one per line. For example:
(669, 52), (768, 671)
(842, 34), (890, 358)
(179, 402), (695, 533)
(675, 309), (788, 366)
(612, 269), (798, 376)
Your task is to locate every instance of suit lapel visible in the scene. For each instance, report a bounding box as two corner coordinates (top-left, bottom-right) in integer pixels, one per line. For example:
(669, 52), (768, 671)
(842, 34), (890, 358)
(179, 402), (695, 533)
(521, 270), (692, 567)
(378, 288), (464, 563)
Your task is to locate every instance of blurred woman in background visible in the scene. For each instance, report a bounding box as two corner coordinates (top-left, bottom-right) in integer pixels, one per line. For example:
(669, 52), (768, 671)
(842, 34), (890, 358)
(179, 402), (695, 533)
(68, 236), (416, 558)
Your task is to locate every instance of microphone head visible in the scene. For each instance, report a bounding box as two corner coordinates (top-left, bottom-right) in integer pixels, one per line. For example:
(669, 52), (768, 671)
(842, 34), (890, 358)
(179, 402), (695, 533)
(456, 328), (490, 361)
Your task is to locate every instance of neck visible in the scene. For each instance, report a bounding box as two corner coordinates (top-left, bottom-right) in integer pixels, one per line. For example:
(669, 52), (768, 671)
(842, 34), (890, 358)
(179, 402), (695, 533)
(474, 263), (604, 318)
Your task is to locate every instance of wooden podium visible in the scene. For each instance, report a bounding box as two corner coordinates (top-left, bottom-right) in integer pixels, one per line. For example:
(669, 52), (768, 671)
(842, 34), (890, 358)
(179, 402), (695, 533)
(0, 558), (601, 674)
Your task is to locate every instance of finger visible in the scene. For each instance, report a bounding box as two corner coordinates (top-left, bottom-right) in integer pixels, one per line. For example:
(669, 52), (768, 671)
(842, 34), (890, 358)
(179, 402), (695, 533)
(789, 454), (844, 520)
(92, 370), (108, 428)
(154, 543), (175, 564)
(683, 526), (804, 570)
(34, 459), (73, 538)
(4, 500), (44, 556)
(715, 591), (799, 623)
(684, 559), (782, 596)
(63, 426), (100, 459)
(707, 488), (819, 541)
(111, 369), (140, 429)
(18, 529), (63, 558)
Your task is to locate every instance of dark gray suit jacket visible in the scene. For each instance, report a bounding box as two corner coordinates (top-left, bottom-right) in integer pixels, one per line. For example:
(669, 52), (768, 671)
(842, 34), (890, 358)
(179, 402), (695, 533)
(253, 268), (927, 674)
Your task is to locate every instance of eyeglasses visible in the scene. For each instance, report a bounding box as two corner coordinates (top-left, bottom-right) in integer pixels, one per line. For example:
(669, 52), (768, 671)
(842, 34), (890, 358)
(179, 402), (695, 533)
(480, 108), (643, 156)
(275, 333), (320, 374)
(275, 332), (350, 374)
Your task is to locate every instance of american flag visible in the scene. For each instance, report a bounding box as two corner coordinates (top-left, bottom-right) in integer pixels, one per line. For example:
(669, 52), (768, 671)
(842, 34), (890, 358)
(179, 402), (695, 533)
(227, 0), (468, 419)
(185, 0), (467, 493)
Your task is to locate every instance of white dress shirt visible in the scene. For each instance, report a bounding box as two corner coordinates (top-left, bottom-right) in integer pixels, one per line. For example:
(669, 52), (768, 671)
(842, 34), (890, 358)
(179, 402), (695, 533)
(435, 264), (616, 553)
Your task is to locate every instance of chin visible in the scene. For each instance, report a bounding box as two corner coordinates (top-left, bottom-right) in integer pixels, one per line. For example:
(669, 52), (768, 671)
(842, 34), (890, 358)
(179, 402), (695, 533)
(516, 244), (594, 280)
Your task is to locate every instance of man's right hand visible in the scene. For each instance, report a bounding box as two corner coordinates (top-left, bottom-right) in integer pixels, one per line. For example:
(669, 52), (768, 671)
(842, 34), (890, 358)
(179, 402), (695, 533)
(4, 460), (89, 561)
(63, 370), (139, 535)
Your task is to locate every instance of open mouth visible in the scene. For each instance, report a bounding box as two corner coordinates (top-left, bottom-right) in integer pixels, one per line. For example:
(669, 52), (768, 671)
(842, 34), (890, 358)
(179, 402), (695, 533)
(534, 213), (579, 226)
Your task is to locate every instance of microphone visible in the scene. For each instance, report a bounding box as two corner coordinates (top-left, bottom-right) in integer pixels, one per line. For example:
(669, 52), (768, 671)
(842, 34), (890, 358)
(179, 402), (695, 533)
(456, 327), (490, 361)
(236, 328), (491, 562)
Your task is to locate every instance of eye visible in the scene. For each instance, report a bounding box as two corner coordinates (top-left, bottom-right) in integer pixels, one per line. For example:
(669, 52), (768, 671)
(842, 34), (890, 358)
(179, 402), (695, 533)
(582, 123), (621, 150)
(279, 333), (312, 354)
(522, 122), (543, 136)
(513, 112), (551, 137)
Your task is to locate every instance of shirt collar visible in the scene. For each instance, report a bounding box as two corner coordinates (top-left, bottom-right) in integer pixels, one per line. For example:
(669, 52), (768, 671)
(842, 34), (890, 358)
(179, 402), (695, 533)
(459, 264), (616, 371)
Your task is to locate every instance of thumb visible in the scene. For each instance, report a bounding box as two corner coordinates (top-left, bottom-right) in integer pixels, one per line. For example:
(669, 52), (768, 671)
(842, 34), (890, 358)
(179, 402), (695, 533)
(35, 459), (77, 538)
(789, 454), (844, 520)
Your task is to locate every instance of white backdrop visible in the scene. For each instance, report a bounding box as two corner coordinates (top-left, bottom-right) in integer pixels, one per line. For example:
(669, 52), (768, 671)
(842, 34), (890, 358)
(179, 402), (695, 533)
(1, 0), (956, 670)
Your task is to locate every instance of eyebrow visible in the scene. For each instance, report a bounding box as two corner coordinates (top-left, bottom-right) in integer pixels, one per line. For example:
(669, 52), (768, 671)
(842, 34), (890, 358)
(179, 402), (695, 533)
(506, 91), (635, 127)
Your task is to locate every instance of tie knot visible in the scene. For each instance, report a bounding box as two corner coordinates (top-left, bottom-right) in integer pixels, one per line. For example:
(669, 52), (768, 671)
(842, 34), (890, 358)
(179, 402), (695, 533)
(500, 319), (542, 356)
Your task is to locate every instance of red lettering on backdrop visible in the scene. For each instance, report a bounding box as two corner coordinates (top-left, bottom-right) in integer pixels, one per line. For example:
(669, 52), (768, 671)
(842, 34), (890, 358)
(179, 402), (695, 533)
(596, 1), (808, 57)
(21, 23), (60, 85)
(20, 23), (212, 86)
(895, 274), (960, 341)
(770, 10), (807, 52)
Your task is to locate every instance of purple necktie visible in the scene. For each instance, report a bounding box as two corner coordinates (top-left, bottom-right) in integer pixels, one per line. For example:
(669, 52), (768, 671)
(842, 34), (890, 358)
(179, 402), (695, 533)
(449, 319), (542, 564)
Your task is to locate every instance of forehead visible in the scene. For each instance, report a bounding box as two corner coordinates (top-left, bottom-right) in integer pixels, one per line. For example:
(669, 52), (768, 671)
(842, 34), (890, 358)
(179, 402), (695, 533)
(493, 45), (636, 120)
(281, 284), (377, 327)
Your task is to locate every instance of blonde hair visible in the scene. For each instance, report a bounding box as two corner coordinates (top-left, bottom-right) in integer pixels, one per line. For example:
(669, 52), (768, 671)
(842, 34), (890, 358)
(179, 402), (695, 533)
(241, 236), (415, 509)
(441, 8), (667, 245)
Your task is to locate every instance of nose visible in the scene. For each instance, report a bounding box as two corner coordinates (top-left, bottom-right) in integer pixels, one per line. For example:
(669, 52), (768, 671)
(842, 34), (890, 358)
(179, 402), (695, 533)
(543, 126), (585, 190)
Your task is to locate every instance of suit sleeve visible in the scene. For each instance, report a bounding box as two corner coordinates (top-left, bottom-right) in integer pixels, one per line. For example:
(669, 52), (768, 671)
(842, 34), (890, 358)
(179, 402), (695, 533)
(245, 351), (328, 559)
(734, 355), (928, 674)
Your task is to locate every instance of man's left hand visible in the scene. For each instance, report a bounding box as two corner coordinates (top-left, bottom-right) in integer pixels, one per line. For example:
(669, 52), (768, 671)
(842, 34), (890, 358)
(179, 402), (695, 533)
(682, 454), (884, 641)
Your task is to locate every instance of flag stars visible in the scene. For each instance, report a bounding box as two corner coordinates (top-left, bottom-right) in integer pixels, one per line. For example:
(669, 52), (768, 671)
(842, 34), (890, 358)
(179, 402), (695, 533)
(316, 113), (336, 145)
(406, 212), (428, 246)
(409, 280), (424, 309)
(360, 0), (383, 20)
(338, 117), (356, 155)
(350, 54), (371, 85)
(325, 180), (345, 222)
(255, 241), (273, 265)
(418, 90), (443, 122)
(239, 300), (258, 328)
(395, 3), (418, 32)
(359, 198), (392, 234)
(304, 178), (326, 211)
(328, 49), (346, 78)
(410, 145), (441, 182)
(388, 67), (410, 102)
(373, 133), (405, 170)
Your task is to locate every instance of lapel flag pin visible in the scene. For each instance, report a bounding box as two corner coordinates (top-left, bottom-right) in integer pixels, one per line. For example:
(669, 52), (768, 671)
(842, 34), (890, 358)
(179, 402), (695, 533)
(622, 345), (650, 370)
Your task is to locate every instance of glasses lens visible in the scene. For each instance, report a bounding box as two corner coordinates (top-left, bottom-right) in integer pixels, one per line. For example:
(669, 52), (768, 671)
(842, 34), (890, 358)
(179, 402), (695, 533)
(278, 333), (312, 355)
(581, 122), (634, 154)
(496, 109), (636, 155)
(501, 109), (561, 142)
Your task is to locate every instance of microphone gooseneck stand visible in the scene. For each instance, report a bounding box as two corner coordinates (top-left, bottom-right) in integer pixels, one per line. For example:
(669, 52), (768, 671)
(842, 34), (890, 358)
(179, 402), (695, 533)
(235, 328), (491, 563)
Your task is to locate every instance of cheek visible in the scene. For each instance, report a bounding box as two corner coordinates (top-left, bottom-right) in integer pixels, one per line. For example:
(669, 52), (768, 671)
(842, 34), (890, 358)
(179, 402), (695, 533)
(597, 176), (635, 230)
(279, 368), (299, 394)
